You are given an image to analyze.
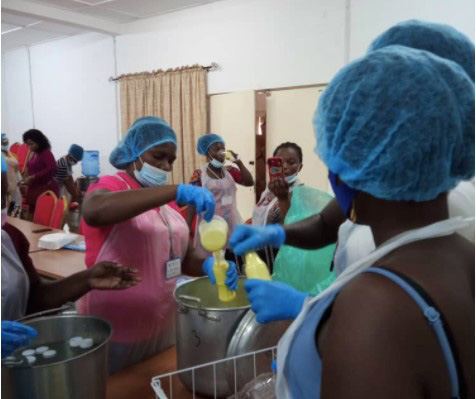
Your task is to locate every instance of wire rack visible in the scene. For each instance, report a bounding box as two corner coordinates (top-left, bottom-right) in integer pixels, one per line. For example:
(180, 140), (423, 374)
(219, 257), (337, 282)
(151, 346), (277, 399)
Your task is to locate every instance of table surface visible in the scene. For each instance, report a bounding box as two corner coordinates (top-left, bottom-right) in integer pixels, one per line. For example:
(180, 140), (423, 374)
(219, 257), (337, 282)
(28, 249), (86, 279)
(6, 216), (64, 253)
(106, 347), (206, 399)
(6, 216), (86, 279)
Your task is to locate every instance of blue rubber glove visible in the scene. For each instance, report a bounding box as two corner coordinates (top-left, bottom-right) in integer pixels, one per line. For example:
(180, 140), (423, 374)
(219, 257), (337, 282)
(2, 321), (37, 358)
(202, 256), (239, 291)
(229, 224), (286, 256)
(176, 184), (215, 222)
(244, 280), (307, 323)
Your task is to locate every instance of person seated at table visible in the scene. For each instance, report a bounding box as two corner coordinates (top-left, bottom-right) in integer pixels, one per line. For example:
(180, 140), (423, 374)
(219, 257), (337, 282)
(54, 144), (84, 205)
(20, 129), (59, 218)
(1, 154), (142, 358)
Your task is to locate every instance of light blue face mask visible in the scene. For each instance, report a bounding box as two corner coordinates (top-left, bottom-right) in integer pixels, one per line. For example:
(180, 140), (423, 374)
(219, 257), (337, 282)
(134, 157), (169, 187)
(209, 151), (225, 168)
(1, 146), (8, 152)
(285, 173), (298, 184)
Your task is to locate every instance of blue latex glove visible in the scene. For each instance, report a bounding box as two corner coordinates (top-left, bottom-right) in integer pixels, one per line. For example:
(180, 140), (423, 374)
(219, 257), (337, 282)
(2, 321), (37, 358)
(229, 224), (286, 256)
(244, 280), (307, 323)
(176, 184), (215, 222)
(202, 256), (239, 291)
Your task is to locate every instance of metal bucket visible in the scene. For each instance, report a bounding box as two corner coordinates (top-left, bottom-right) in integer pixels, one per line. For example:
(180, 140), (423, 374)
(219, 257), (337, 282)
(175, 277), (290, 398)
(2, 314), (112, 399)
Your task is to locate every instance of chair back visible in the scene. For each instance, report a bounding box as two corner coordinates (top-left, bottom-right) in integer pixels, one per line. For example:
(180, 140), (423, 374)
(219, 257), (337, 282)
(50, 196), (68, 229)
(17, 144), (30, 173)
(33, 191), (57, 226)
(9, 142), (20, 158)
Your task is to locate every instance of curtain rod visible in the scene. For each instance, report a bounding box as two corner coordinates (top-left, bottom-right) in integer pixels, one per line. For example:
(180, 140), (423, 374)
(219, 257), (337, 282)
(108, 62), (218, 82)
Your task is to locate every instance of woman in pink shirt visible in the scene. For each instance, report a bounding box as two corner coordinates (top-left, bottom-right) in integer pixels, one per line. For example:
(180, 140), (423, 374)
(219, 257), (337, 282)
(80, 117), (238, 373)
(20, 129), (59, 216)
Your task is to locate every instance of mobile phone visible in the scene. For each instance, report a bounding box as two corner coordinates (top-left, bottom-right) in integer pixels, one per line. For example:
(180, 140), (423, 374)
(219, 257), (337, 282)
(32, 228), (53, 233)
(267, 157), (284, 181)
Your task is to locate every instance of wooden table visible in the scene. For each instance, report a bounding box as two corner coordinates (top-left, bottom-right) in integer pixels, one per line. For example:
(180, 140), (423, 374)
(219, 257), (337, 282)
(6, 216), (64, 253)
(28, 249), (86, 279)
(6, 216), (86, 279)
(106, 347), (206, 399)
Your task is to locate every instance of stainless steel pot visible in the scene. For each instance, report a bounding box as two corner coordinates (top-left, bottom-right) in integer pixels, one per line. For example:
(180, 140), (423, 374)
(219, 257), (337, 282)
(2, 314), (112, 399)
(175, 277), (289, 398)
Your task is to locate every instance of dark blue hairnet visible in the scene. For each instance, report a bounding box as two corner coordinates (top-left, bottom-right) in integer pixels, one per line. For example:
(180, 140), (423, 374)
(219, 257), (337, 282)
(110, 117), (177, 169)
(314, 45), (475, 202)
(369, 20), (475, 81)
(196, 134), (225, 156)
(68, 144), (84, 161)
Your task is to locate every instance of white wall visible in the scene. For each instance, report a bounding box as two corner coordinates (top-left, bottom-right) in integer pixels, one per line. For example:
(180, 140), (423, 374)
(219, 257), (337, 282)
(2, 33), (119, 177)
(116, 0), (347, 94)
(349, 0), (475, 60)
(1, 0), (474, 178)
(29, 33), (119, 177)
(2, 48), (34, 139)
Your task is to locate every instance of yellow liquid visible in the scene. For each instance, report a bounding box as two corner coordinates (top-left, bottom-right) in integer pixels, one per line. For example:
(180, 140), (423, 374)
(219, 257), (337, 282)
(225, 151), (232, 160)
(213, 255), (236, 302)
(201, 229), (227, 252)
(244, 252), (272, 280)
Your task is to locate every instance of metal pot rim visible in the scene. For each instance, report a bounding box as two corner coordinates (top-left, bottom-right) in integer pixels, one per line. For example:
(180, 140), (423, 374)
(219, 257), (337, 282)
(10, 315), (112, 369)
(174, 276), (251, 312)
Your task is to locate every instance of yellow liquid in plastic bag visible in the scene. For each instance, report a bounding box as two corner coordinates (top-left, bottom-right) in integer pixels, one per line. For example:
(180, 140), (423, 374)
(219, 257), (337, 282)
(245, 251), (272, 280)
(213, 252), (236, 302)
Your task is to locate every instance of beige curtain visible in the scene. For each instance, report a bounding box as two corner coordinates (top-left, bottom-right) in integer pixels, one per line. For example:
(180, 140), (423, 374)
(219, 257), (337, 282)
(118, 65), (207, 184)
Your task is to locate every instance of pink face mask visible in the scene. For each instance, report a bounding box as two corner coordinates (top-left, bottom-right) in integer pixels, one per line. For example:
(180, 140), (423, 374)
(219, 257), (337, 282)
(1, 208), (7, 227)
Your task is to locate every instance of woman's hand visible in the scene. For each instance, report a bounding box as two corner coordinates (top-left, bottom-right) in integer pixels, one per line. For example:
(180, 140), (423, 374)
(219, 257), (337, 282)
(268, 178), (290, 201)
(87, 262), (142, 290)
(229, 150), (240, 163)
(19, 176), (34, 186)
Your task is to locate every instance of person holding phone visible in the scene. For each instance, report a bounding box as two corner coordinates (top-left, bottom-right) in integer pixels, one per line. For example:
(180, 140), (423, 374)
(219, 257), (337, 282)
(188, 133), (254, 262)
(252, 142), (303, 226)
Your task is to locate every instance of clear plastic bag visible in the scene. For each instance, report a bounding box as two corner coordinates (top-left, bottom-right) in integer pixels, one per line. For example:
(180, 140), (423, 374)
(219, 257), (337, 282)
(272, 186), (336, 296)
(227, 372), (276, 399)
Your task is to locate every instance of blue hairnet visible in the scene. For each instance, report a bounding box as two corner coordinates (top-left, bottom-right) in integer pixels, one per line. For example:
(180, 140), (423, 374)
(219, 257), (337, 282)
(1, 133), (6, 141)
(1, 153), (7, 173)
(68, 144), (84, 161)
(369, 20), (475, 81)
(314, 45), (475, 202)
(110, 117), (177, 169)
(196, 134), (225, 156)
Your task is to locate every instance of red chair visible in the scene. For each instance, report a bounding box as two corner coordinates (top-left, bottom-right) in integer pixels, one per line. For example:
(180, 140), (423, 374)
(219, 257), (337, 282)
(9, 142), (20, 159)
(17, 144), (30, 174)
(49, 196), (68, 229)
(33, 191), (57, 226)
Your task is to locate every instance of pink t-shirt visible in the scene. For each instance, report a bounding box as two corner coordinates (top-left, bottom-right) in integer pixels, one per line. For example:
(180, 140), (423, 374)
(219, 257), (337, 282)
(82, 172), (182, 267)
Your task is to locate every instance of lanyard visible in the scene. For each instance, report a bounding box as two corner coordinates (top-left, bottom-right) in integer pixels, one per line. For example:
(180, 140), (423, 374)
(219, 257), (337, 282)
(158, 206), (175, 259)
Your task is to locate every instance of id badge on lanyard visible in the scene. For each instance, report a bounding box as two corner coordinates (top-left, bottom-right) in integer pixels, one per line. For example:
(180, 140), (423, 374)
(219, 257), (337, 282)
(160, 208), (182, 280)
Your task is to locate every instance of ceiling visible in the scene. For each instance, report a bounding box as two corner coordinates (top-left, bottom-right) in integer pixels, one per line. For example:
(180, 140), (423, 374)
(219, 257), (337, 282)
(2, 0), (220, 52)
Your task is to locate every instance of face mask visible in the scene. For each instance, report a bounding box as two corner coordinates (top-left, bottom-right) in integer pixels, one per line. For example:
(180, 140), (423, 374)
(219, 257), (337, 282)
(1, 146), (8, 152)
(1, 208), (7, 227)
(285, 172), (299, 184)
(328, 171), (359, 217)
(134, 157), (169, 187)
(333, 220), (376, 277)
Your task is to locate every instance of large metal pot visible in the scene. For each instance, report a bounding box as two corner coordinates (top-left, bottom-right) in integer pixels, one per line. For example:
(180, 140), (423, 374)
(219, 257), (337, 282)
(175, 277), (290, 398)
(2, 314), (112, 399)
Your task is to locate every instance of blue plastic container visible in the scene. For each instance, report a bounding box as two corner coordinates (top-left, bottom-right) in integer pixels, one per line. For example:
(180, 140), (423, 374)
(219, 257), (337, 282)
(82, 150), (100, 177)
